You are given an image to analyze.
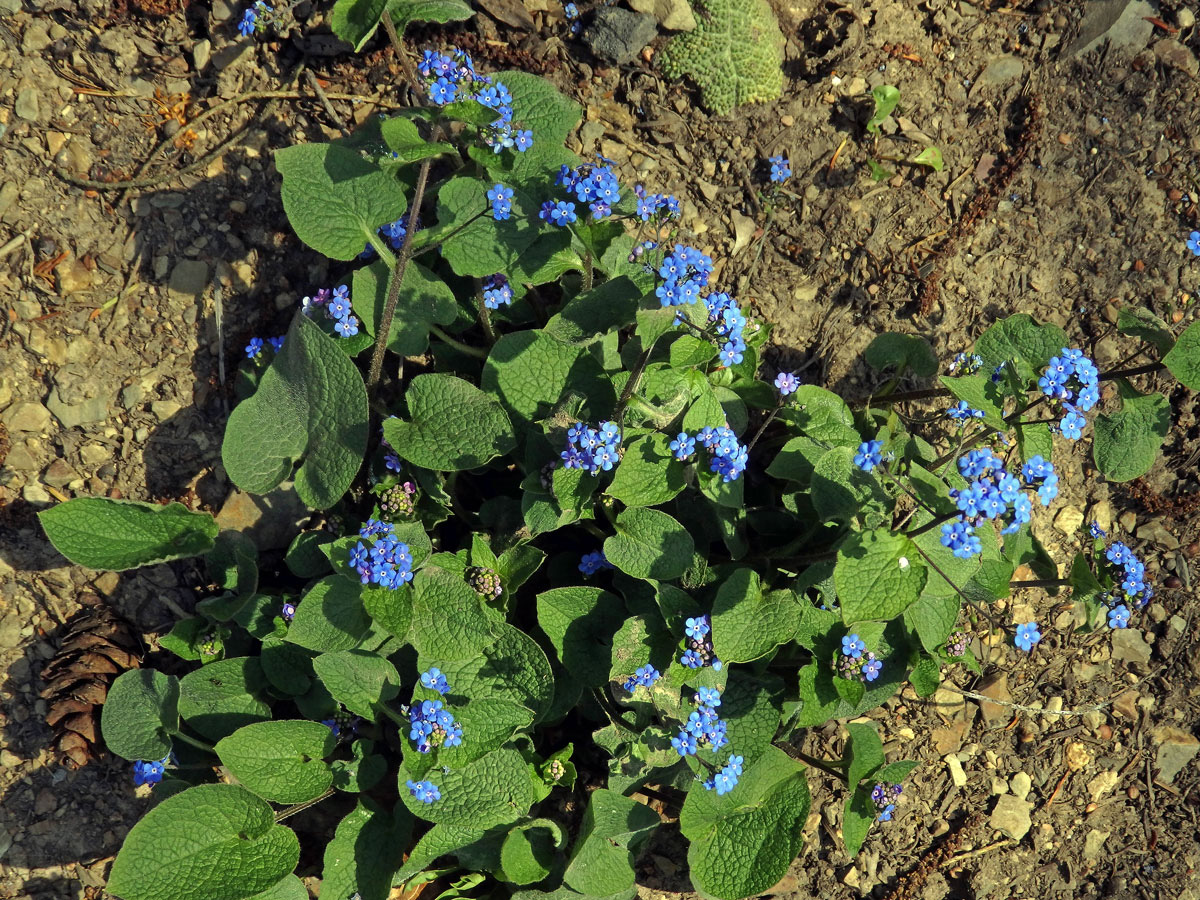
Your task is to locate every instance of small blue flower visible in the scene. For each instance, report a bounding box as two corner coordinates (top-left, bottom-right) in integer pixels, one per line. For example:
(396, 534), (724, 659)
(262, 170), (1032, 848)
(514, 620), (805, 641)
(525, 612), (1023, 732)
(334, 315), (360, 338)
(237, 7), (258, 36)
(671, 730), (698, 756)
(281, 600), (297, 622)
(768, 155), (791, 183)
(267, 336), (285, 353)
(245, 337), (265, 359)
(1014, 622), (1041, 652)
(406, 779), (441, 804)
(1188, 231), (1200, 256)
(421, 667), (451, 695)
(841, 634), (866, 659)
(862, 656), (883, 681)
(549, 200), (577, 226)
(774, 371), (799, 396)
(513, 130), (534, 152)
(132, 756), (169, 786)
(1059, 409), (1086, 440)
(1089, 522), (1106, 539)
(428, 77), (457, 105)
(681, 649), (703, 668)
(854, 440), (883, 472)
(1107, 604), (1130, 629)
(696, 687), (721, 707)
(487, 183), (514, 220)
(563, 1), (579, 18)
(669, 432), (696, 460)
(685, 616), (710, 640)
(579, 550), (610, 576)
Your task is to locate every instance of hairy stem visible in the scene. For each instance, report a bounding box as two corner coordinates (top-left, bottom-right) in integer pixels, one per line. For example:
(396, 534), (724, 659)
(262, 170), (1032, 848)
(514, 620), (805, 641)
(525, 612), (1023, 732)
(170, 729), (214, 754)
(428, 323), (488, 359)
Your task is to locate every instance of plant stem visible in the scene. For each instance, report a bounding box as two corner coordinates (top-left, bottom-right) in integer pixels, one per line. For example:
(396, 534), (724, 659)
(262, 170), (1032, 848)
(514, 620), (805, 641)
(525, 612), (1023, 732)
(613, 344), (656, 434)
(373, 701), (408, 727)
(428, 323), (488, 358)
(171, 730), (214, 753)
(746, 400), (783, 452)
(275, 788), (336, 823)
(785, 747), (848, 784)
(591, 687), (638, 731)
(582, 249), (594, 292)
(379, 10), (422, 99)
(475, 278), (497, 345)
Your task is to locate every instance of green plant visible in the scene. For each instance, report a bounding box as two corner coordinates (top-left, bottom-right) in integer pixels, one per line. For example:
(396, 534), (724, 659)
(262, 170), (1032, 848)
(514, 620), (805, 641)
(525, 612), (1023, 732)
(37, 8), (1200, 900)
(864, 84), (943, 181)
(658, 0), (784, 116)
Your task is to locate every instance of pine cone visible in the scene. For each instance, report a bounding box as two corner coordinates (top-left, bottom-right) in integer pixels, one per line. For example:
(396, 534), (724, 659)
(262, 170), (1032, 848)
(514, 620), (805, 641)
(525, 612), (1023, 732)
(40, 591), (142, 769)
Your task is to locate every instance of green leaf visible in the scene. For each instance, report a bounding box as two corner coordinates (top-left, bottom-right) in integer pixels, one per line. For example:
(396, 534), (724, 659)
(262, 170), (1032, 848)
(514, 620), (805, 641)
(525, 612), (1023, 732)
(562, 790), (659, 897)
(207, 531), (259, 597)
(1117, 306), (1175, 356)
(215, 721), (334, 803)
(384, 374), (515, 471)
(544, 276), (643, 345)
(331, 739), (387, 793)
(440, 97), (504, 126)
(603, 507), (694, 581)
(866, 85), (900, 133)
(222, 314), (368, 510)
(679, 746), (810, 900)
(939, 373), (1006, 428)
(911, 145), (944, 171)
(321, 801), (410, 900)
(399, 746), (536, 828)
(379, 116), (456, 163)
(1092, 384), (1170, 482)
(835, 528), (927, 622)
(766, 435), (826, 485)
(285, 531), (333, 579)
(39, 498), (217, 571)
(867, 159), (895, 182)
(1015, 420), (1053, 464)
(841, 786), (875, 856)
(500, 821), (562, 885)
(259, 637), (313, 697)
(711, 571), (800, 664)
(394, 824), (490, 886)
(312, 650), (400, 720)
(429, 623), (555, 721)
(719, 672), (784, 768)
(352, 258), (457, 358)
(605, 433), (686, 507)
(863, 333), (937, 377)
(285, 576), (372, 652)
(536, 587), (626, 689)
(778, 385), (860, 447)
(810, 446), (890, 522)
(245, 876), (307, 900)
(845, 722), (884, 786)
(331, 0), (473, 52)
(1163, 319), (1200, 390)
(904, 591), (961, 654)
(669, 334), (719, 367)
(100, 669), (180, 761)
(108, 790), (298, 900)
(499, 70), (582, 148)
(909, 655), (940, 696)
(437, 177), (543, 278)
(178, 657), (271, 742)
(973, 314), (1068, 372)
(410, 567), (495, 660)
(483, 330), (609, 430)
(275, 142), (407, 260)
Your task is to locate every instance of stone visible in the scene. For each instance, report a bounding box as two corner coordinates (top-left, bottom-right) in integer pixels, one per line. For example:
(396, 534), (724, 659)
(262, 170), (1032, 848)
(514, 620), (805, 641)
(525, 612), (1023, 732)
(0, 748), (21, 767)
(1053, 505), (1085, 535)
(0, 613), (20, 649)
(932, 721), (967, 755)
(1155, 39), (1199, 78)
(583, 7), (658, 64)
(21, 21), (52, 53)
(1153, 726), (1200, 783)
(193, 38), (211, 70)
(932, 687), (965, 720)
(989, 794), (1032, 841)
(1010, 771), (1031, 801)
(216, 484), (311, 551)
(3, 401), (50, 433)
(42, 458), (78, 488)
(976, 55), (1023, 87)
(79, 442), (109, 468)
(4, 443), (40, 470)
(944, 754), (967, 787)
(627, 0), (696, 31)
(46, 388), (112, 430)
(168, 260), (210, 299)
(151, 400), (181, 420)
(1110, 629), (1151, 666)
(15, 87), (39, 121)
(121, 384), (145, 409)
(1087, 769), (1120, 802)
(1135, 518), (1180, 550)
(1083, 829), (1110, 860)
(23, 482), (51, 503)
(57, 257), (94, 295)
(974, 672), (1011, 727)
(1090, 499), (1114, 534)
(1067, 0), (1156, 56)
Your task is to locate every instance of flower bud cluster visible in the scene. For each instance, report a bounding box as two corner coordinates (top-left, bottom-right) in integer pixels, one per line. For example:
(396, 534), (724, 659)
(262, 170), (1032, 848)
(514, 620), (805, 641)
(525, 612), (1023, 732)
(465, 565), (503, 600)
(409, 699), (463, 754)
(378, 482), (417, 519)
(871, 782), (902, 821)
(838, 633), (883, 682)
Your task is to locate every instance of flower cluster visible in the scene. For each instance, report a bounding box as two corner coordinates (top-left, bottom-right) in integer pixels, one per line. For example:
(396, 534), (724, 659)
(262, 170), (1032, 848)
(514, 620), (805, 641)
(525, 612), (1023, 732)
(1014, 621), (1041, 651)
(1102, 540), (1153, 610)
(838, 633), (883, 682)
(774, 371), (800, 396)
(542, 161), (622, 222)
(696, 426), (749, 482)
(939, 449), (1045, 559)
(872, 782), (902, 822)
(672, 687), (728, 757)
(579, 550), (614, 576)
(322, 710), (361, 740)
(702, 290), (749, 368)
(634, 184), (680, 222)
(481, 273), (513, 309)
(409, 698), (463, 753)
(1037, 348), (1099, 440)
(406, 779), (441, 804)
(465, 565), (502, 599)
(237, 1), (272, 37)
(132, 754), (171, 786)
(380, 433), (402, 473)
(299, 284), (359, 338)
(622, 664), (661, 693)
(657, 244), (714, 307)
(349, 521), (415, 588)
(417, 49), (531, 153)
(768, 155), (791, 183)
(378, 481), (417, 519)
(705, 754), (744, 796)
(560, 421), (622, 474)
(420, 667), (451, 695)
(945, 630), (968, 658)
(563, 1), (581, 33)
(487, 184), (513, 220)
(244, 335), (284, 360)
(949, 352), (983, 375)
(946, 400), (985, 424)
(681, 614), (722, 670)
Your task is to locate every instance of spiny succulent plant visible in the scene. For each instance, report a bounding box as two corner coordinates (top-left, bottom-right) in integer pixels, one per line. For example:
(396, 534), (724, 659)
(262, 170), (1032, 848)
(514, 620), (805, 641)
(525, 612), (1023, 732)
(658, 0), (785, 115)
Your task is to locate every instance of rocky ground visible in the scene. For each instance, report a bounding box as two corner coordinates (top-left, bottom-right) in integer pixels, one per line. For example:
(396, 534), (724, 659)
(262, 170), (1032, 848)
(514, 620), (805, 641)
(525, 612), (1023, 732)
(1, 0), (1199, 898)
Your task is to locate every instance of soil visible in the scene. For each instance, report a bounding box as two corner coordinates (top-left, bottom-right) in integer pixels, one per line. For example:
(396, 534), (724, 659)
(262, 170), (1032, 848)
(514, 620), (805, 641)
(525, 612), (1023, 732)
(1, 0), (1199, 899)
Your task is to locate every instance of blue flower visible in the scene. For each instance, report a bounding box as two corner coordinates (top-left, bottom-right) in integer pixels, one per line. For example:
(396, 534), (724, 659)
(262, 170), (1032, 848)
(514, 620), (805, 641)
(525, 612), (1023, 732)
(327, 293), (352, 321)
(1188, 231), (1200, 256)
(563, 1), (579, 18)
(623, 664), (661, 692)
(245, 337), (264, 359)
(684, 617), (710, 640)
(267, 336), (285, 353)
(841, 634), (866, 659)
(1059, 409), (1086, 440)
(549, 200), (577, 226)
(947, 401), (985, 423)
(669, 432), (696, 460)
(487, 184), (514, 220)
(862, 656), (882, 681)
(421, 667), (451, 694)
(1014, 622), (1041, 652)
(681, 649), (703, 668)
(132, 756), (169, 786)
(854, 440), (883, 472)
(718, 341), (743, 367)
(428, 77), (457, 105)
(237, 7), (258, 37)
(940, 520), (981, 559)
(406, 779), (441, 804)
(768, 155), (791, 183)
(481, 273), (513, 309)
(696, 687), (721, 707)
(1089, 522), (1106, 539)
(334, 316), (359, 338)
(579, 549), (611, 576)
(281, 601), (297, 622)
(1106, 541), (1132, 566)
(671, 730), (698, 756)
(1107, 604), (1130, 629)
(774, 371), (799, 396)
